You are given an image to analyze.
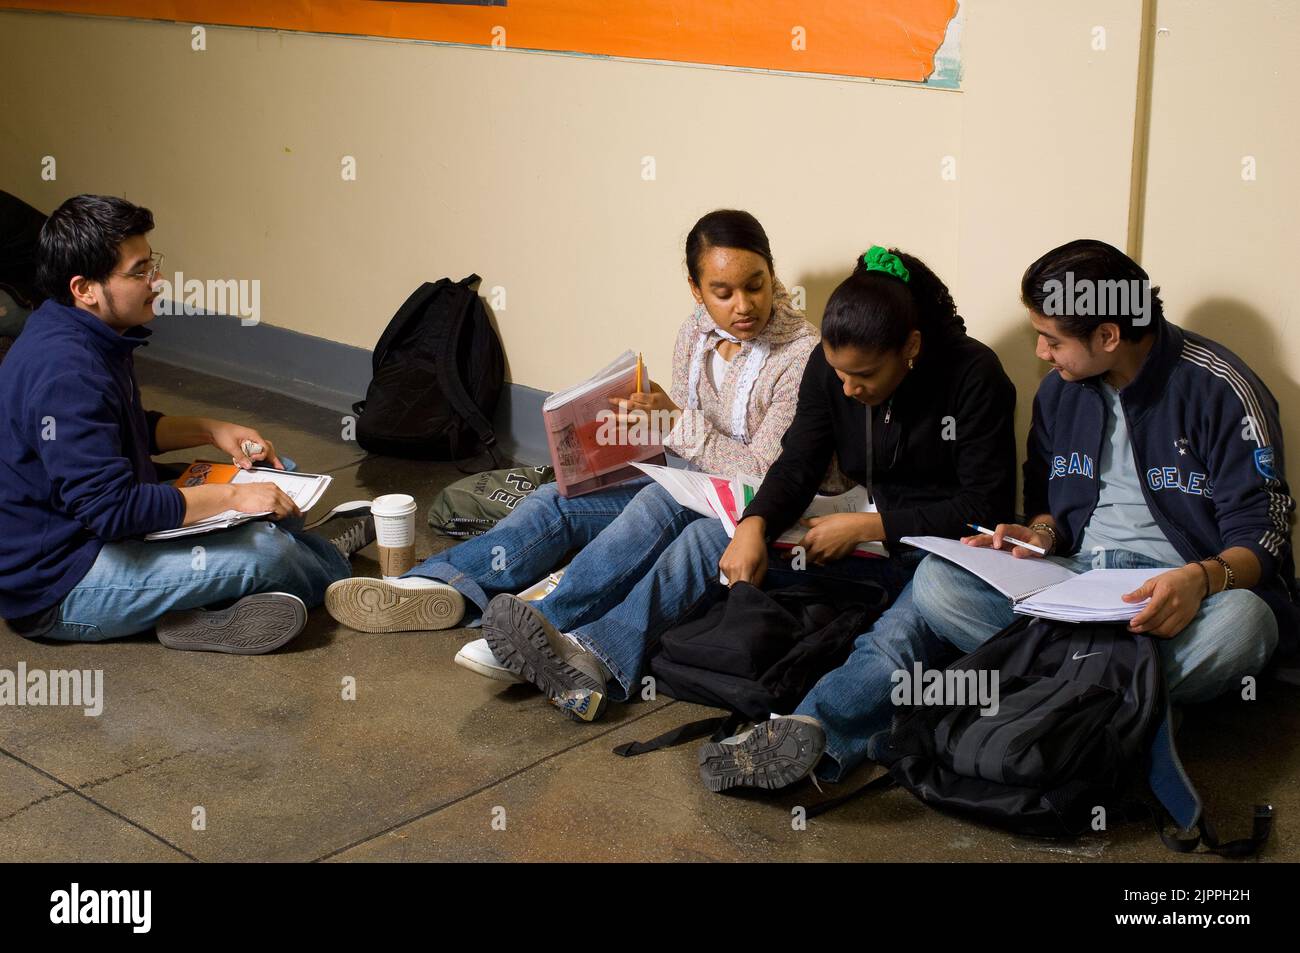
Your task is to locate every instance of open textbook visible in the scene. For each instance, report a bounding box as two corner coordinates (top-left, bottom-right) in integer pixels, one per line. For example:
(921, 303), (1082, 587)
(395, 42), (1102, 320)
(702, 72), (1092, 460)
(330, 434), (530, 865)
(900, 535), (1165, 623)
(544, 350), (666, 497)
(633, 462), (888, 558)
(145, 462), (333, 541)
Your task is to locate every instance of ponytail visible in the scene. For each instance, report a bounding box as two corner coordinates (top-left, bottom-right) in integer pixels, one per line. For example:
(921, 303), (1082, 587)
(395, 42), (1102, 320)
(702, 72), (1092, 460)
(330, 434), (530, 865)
(823, 247), (962, 353)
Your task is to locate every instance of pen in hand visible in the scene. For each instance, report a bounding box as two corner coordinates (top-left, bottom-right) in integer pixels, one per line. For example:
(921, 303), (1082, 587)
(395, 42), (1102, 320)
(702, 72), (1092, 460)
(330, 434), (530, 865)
(966, 523), (1048, 556)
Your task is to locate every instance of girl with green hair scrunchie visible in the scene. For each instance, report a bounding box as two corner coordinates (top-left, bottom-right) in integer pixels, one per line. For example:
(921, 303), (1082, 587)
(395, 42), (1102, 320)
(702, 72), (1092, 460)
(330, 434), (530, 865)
(698, 246), (1021, 793)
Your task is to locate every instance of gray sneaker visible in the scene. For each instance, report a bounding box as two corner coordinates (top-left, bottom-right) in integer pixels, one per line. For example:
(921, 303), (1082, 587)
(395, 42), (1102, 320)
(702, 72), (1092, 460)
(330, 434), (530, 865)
(697, 715), (826, 792)
(156, 592), (307, 655)
(308, 513), (376, 559)
(482, 594), (608, 722)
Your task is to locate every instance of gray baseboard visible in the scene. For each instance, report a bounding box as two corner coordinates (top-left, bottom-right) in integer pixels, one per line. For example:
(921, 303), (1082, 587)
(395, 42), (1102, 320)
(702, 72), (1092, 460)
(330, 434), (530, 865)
(143, 310), (552, 464)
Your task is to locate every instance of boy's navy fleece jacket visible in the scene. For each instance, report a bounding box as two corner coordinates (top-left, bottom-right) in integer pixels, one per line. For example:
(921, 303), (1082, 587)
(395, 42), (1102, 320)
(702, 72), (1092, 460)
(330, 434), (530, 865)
(0, 300), (184, 619)
(1024, 314), (1299, 655)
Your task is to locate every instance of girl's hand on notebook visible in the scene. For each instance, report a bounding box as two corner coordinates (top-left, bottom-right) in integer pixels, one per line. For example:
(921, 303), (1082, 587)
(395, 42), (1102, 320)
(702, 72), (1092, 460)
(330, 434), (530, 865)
(1123, 566), (1203, 638)
(209, 420), (284, 470)
(798, 513), (873, 564)
(720, 518), (768, 587)
(961, 523), (1047, 559)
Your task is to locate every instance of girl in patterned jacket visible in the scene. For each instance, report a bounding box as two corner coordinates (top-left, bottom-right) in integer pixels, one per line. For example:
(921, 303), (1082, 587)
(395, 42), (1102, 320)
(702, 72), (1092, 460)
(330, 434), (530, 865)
(326, 210), (819, 677)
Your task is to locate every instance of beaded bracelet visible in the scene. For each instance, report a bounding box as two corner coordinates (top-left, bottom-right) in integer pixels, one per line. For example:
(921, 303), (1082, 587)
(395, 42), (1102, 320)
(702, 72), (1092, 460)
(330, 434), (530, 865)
(1206, 554), (1236, 592)
(1194, 560), (1212, 599)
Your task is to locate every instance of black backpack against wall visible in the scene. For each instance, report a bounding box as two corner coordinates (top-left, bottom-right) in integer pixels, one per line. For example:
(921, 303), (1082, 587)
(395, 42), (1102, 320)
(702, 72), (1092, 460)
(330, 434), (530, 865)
(0, 190), (47, 309)
(354, 275), (506, 464)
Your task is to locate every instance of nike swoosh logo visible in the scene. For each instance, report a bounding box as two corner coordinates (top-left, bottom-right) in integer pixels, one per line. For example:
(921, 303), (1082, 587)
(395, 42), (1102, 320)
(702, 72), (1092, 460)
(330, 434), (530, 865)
(1072, 651), (1103, 661)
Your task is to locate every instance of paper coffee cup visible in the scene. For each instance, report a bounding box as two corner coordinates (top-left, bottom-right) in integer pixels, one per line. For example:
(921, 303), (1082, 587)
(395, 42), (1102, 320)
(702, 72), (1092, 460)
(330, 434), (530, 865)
(371, 493), (418, 579)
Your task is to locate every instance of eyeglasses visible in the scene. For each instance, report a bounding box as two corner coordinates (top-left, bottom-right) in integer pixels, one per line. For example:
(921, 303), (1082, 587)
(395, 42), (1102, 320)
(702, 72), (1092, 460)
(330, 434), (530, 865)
(115, 252), (164, 284)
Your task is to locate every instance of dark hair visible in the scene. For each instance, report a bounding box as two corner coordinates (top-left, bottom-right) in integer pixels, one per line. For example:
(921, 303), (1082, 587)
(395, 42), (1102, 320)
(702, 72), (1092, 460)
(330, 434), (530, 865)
(822, 248), (962, 354)
(1020, 239), (1163, 342)
(36, 194), (155, 305)
(684, 209), (774, 285)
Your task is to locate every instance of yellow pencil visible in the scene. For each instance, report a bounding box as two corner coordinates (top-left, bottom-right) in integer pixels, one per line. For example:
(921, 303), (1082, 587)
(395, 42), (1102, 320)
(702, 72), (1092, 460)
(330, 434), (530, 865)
(635, 352), (644, 394)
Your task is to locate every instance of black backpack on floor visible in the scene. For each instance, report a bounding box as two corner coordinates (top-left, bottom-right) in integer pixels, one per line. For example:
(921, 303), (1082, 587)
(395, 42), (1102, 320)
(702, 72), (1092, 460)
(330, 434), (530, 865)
(614, 581), (888, 757)
(862, 616), (1272, 855)
(354, 275), (505, 464)
(873, 616), (1162, 837)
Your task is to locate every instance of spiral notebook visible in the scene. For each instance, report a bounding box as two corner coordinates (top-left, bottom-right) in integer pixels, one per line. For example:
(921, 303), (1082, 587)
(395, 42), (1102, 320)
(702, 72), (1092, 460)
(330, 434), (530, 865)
(900, 535), (1164, 623)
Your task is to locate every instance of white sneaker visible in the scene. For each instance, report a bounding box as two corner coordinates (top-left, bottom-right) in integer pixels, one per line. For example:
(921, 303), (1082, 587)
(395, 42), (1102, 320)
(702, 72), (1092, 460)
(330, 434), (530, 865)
(454, 638), (526, 683)
(515, 569), (566, 602)
(325, 576), (465, 633)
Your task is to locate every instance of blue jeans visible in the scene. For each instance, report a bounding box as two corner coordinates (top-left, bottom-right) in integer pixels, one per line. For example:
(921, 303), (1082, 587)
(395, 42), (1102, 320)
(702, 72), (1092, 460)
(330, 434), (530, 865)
(406, 478), (705, 631)
(34, 519), (350, 642)
(795, 547), (1280, 782)
(572, 520), (924, 703)
(795, 582), (953, 781)
(912, 549), (1280, 704)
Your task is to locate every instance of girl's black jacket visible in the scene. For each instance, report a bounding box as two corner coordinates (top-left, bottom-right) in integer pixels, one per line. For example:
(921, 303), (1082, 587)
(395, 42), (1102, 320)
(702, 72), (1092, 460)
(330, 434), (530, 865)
(742, 317), (1019, 547)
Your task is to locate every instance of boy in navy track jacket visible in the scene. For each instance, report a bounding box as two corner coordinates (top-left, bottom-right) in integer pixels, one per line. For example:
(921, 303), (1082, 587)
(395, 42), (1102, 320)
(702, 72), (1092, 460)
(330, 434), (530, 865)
(916, 239), (1295, 697)
(706, 240), (1294, 796)
(0, 195), (371, 653)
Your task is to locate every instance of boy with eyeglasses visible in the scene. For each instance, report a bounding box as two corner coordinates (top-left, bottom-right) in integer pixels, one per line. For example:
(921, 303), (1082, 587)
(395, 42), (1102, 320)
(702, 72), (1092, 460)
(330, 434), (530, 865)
(0, 194), (372, 653)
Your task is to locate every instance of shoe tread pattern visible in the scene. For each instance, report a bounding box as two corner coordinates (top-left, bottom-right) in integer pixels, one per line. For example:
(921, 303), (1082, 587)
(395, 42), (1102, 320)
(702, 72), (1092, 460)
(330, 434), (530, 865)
(325, 578), (461, 633)
(482, 596), (607, 722)
(156, 594), (306, 655)
(697, 719), (824, 792)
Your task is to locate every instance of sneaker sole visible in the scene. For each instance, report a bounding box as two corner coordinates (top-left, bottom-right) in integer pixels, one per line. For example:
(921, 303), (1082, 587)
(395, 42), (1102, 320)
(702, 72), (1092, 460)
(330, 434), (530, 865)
(698, 719), (826, 793)
(156, 592), (307, 655)
(454, 648), (527, 683)
(482, 596), (607, 722)
(325, 578), (464, 633)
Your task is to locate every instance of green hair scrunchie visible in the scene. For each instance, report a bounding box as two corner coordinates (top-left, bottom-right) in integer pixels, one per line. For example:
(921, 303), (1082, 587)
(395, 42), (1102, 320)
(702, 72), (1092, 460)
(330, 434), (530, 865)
(862, 246), (910, 283)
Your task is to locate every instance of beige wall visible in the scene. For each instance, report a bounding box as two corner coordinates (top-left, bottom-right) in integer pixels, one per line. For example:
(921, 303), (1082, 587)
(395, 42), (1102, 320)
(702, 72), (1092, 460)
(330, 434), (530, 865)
(1141, 0), (1300, 482)
(1, 1), (1294, 485)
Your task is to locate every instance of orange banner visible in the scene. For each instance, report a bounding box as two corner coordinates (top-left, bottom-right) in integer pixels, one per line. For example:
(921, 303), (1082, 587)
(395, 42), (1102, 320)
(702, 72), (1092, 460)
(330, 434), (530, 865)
(2, 0), (960, 82)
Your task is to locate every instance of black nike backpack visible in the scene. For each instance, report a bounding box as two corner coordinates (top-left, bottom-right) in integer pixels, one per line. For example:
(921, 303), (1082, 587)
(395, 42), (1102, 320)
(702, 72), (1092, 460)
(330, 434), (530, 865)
(865, 616), (1272, 855)
(353, 276), (506, 464)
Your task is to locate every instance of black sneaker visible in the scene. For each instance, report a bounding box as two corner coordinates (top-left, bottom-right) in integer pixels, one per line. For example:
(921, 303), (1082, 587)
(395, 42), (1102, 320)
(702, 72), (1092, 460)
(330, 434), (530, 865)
(482, 594), (608, 722)
(697, 715), (826, 792)
(156, 592), (308, 655)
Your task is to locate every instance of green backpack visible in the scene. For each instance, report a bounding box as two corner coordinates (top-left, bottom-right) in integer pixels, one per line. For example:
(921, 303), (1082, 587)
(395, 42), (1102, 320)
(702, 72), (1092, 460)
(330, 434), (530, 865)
(427, 465), (555, 538)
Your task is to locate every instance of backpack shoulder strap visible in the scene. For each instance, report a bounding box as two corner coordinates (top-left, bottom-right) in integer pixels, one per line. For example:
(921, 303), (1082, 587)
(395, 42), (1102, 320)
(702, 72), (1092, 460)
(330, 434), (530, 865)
(805, 771), (897, 818)
(1119, 799), (1275, 858)
(431, 274), (505, 464)
(1146, 703), (1274, 857)
(612, 713), (744, 758)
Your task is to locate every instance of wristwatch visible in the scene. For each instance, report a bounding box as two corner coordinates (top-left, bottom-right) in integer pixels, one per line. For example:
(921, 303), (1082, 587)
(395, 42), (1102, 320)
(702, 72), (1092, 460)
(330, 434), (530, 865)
(1028, 521), (1058, 555)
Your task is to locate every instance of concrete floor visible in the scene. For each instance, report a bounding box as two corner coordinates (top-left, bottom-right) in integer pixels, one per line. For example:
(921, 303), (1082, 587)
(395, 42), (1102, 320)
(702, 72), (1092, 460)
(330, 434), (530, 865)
(2, 356), (1296, 863)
